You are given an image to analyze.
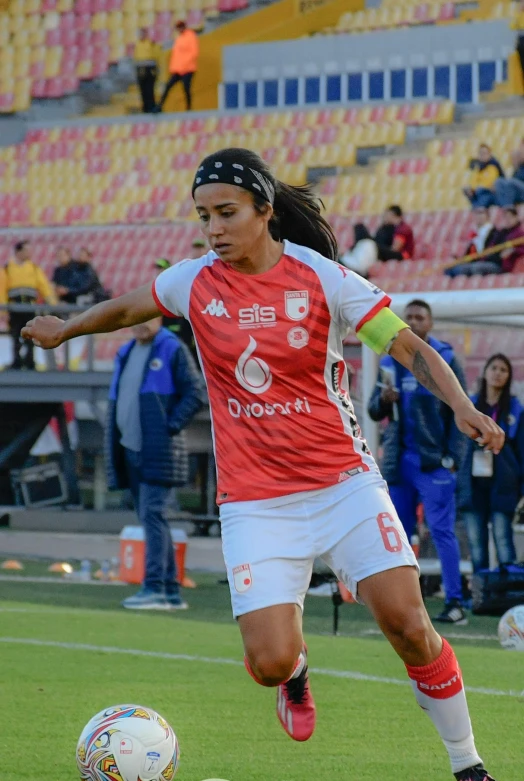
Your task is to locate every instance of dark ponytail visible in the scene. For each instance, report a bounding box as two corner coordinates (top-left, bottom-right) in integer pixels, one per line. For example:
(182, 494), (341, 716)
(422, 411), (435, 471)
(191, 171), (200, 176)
(194, 148), (338, 261)
(264, 181), (338, 261)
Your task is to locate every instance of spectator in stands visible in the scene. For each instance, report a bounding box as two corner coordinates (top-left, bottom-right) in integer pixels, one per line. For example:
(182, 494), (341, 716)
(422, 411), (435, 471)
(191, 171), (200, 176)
(339, 239), (378, 278)
(154, 21), (199, 113)
(53, 246), (77, 303)
(495, 137), (524, 206)
(368, 299), (468, 624)
(446, 207), (524, 277)
(0, 240), (56, 370)
(75, 247), (109, 304)
(499, 206), (524, 273)
(53, 246), (107, 305)
(445, 207), (499, 278)
(106, 317), (205, 610)
(458, 354), (523, 573)
(463, 143), (504, 209)
(383, 205), (415, 260)
(134, 28), (159, 114)
(349, 205), (414, 263)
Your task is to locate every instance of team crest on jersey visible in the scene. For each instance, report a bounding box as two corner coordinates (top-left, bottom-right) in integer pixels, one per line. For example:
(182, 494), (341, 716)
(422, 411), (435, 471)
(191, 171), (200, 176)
(232, 564), (252, 593)
(287, 326), (309, 349)
(284, 291), (309, 321)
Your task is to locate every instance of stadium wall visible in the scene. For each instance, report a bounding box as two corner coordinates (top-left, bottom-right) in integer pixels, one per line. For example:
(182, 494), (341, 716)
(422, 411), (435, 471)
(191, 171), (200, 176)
(164, 0), (363, 113)
(221, 20), (515, 109)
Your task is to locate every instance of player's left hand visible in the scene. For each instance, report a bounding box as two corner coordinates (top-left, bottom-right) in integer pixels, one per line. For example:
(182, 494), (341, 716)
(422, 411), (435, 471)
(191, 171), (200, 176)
(453, 401), (505, 454)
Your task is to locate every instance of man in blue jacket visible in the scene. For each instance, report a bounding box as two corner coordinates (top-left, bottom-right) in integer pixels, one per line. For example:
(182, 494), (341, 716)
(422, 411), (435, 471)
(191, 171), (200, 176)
(106, 317), (206, 610)
(368, 299), (468, 624)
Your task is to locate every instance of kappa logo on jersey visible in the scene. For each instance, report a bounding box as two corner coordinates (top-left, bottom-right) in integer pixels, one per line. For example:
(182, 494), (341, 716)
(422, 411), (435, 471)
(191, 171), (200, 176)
(201, 298), (231, 318)
(235, 336), (272, 395)
(238, 303), (277, 330)
(285, 290), (309, 321)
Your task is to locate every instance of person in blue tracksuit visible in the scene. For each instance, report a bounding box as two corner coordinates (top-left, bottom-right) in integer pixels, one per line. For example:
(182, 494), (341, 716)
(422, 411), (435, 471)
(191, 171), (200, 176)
(368, 299), (469, 624)
(457, 354), (524, 573)
(106, 318), (206, 610)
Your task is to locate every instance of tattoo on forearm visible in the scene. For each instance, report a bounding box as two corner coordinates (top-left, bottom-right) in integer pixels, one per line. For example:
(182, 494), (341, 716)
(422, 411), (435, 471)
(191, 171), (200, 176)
(412, 350), (449, 404)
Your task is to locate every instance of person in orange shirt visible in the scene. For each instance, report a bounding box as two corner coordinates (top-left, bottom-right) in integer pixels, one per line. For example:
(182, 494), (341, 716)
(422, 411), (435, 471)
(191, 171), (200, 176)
(155, 20), (199, 112)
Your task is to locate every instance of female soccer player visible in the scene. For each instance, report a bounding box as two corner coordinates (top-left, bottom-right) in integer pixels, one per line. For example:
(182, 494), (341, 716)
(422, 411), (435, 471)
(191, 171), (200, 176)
(23, 148), (503, 781)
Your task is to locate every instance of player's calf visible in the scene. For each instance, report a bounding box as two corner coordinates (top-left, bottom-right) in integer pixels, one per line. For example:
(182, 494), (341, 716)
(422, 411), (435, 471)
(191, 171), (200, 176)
(406, 638), (484, 775)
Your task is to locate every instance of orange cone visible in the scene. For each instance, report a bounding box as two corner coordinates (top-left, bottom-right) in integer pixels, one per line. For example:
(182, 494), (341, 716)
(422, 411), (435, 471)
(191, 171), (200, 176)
(48, 562), (73, 574)
(1, 560), (23, 570)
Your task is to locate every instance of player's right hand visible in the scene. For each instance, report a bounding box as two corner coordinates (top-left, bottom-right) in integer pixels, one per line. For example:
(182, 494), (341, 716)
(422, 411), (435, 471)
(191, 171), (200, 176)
(21, 315), (65, 349)
(380, 385), (399, 404)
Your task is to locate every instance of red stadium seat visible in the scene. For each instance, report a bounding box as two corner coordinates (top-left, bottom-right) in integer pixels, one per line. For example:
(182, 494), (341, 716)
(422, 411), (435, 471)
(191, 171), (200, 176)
(439, 2), (455, 21)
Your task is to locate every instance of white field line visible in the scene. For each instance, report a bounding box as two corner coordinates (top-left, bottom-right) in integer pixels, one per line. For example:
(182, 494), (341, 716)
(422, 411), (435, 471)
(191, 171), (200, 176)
(0, 636), (522, 699)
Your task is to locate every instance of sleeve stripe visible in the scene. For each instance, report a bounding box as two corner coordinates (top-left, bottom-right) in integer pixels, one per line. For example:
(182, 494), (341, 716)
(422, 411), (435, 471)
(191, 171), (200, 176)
(355, 295), (391, 333)
(151, 280), (178, 318)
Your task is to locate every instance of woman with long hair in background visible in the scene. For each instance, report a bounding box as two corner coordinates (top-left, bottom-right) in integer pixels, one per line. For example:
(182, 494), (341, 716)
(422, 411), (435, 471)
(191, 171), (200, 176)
(458, 353), (524, 573)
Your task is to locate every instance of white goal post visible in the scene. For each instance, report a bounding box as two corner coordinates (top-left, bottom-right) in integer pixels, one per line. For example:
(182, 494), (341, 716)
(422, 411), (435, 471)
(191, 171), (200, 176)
(360, 287), (524, 454)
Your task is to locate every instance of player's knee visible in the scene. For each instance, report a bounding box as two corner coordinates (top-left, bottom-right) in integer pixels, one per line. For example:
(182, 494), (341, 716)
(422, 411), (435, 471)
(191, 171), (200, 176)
(385, 608), (433, 655)
(248, 650), (297, 687)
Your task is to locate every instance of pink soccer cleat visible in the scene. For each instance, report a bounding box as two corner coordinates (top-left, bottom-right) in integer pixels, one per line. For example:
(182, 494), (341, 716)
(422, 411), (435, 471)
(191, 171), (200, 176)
(454, 765), (496, 781)
(276, 663), (316, 742)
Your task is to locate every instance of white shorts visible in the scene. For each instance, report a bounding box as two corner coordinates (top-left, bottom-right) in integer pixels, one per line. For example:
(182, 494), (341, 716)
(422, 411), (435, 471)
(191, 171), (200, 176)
(220, 471), (419, 618)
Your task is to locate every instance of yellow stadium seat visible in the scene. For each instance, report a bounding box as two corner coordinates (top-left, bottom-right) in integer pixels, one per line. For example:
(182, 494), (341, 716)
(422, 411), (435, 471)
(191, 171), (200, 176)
(29, 45), (46, 67)
(437, 101), (454, 124)
(123, 11), (140, 29)
(13, 80), (30, 112)
(91, 12), (109, 30)
(44, 47), (63, 79)
(139, 11), (155, 26)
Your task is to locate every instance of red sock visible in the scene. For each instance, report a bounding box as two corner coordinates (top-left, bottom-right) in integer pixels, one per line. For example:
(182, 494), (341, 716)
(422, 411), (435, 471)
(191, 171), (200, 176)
(405, 638), (481, 774)
(405, 637), (463, 698)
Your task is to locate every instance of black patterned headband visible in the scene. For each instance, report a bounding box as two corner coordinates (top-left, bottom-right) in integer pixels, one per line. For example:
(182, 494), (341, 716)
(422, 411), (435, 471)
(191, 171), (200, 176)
(191, 159), (275, 205)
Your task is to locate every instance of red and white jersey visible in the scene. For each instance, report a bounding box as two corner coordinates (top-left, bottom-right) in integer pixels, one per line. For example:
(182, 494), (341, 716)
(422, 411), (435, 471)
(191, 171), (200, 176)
(153, 240), (391, 505)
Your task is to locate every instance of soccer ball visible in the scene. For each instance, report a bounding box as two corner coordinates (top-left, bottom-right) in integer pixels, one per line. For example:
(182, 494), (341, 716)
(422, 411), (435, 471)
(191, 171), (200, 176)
(76, 704), (179, 781)
(497, 605), (524, 651)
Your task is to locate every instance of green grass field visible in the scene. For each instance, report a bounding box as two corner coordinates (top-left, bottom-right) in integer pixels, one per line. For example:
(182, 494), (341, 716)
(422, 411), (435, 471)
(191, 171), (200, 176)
(1, 570), (523, 781)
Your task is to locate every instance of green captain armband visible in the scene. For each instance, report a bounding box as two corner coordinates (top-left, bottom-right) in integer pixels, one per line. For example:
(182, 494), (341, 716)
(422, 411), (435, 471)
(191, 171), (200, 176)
(357, 307), (409, 354)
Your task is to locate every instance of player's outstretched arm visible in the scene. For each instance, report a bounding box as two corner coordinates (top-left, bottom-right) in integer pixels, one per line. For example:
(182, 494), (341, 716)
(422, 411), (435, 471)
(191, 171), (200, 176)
(21, 285), (160, 349)
(389, 327), (504, 454)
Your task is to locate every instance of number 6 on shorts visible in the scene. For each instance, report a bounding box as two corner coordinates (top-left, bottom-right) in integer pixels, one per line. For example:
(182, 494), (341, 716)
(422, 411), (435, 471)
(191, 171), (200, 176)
(376, 512), (403, 553)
